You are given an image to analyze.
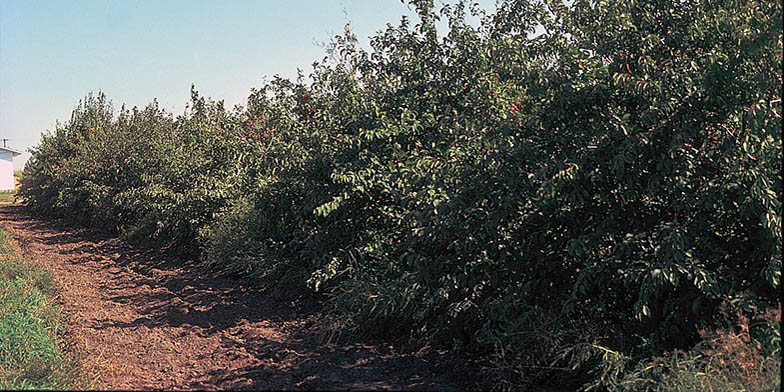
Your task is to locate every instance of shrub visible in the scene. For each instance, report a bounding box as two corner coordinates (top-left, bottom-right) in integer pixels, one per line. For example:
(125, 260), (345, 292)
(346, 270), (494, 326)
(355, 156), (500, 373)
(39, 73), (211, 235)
(610, 309), (781, 392)
(20, 0), (782, 389)
(19, 89), (257, 254)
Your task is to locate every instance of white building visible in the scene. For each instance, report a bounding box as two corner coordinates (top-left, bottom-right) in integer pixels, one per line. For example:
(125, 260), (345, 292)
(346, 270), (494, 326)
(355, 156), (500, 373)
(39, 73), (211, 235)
(0, 146), (22, 191)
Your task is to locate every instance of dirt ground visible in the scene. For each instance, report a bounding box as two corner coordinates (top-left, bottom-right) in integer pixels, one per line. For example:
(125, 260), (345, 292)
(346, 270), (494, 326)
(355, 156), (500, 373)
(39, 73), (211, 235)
(0, 204), (475, 390)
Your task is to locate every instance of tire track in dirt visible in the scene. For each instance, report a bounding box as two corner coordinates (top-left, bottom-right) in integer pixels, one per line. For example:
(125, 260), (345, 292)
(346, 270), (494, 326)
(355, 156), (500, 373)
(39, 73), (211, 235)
(0, 205), (470, 390)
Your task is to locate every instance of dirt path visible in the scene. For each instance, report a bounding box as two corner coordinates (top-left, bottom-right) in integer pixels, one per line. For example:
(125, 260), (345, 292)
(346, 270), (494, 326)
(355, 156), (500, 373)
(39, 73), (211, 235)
(0, 204), (470, 390)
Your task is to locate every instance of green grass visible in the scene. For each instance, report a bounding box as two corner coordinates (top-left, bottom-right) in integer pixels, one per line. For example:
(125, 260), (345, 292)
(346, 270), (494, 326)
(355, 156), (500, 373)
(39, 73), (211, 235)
(0, 192), (15, 203)
(0, 228), (85, 390)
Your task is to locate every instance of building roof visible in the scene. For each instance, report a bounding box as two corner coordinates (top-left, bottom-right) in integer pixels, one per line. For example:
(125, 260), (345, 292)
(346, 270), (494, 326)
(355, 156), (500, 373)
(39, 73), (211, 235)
(0, 146), (22, 156)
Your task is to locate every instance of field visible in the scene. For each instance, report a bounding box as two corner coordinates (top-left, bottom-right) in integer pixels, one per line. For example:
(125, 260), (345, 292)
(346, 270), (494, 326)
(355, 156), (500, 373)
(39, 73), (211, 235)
(8, 0), (783, 390)
(0, 193), (14, 204)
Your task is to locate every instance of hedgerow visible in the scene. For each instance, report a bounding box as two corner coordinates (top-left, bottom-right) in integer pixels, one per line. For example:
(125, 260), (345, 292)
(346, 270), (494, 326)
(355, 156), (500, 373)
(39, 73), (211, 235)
(20, 91), (257, 255)
(20, 0), (781, 389)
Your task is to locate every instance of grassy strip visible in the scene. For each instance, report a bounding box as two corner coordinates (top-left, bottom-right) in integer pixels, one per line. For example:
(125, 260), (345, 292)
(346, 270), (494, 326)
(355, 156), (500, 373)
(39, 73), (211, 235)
(0, 228), (85, 389)
(0, 192), (15, 204)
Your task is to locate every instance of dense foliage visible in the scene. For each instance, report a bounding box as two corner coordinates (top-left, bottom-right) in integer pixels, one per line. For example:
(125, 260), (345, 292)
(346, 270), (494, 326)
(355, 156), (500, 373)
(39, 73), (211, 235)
(20, 92), (255, 255)
(20, 0), (781, 389)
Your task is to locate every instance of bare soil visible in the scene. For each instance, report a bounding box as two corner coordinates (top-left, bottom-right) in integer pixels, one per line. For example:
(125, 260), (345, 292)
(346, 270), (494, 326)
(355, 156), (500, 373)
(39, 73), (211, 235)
(0, 204), (475, 390)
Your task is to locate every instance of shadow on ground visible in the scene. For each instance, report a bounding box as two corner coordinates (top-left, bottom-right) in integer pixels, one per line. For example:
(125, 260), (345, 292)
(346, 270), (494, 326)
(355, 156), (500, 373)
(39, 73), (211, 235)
(0, 204), (475, 390)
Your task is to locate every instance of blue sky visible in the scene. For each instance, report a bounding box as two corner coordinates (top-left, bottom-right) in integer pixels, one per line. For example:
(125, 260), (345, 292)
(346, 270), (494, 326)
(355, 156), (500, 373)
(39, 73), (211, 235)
(1, 0), (496, 168)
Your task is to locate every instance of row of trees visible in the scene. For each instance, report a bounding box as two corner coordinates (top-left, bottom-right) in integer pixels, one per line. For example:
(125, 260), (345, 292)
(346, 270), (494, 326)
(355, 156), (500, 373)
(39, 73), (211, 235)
(20, 0), (781, 389)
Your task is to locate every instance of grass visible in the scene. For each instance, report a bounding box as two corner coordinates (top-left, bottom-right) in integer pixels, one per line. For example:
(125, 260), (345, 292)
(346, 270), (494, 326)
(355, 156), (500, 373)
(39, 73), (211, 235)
(0, 228), (86, 389)
(603, 313), (782, 392)
(0, 192), (15, 204)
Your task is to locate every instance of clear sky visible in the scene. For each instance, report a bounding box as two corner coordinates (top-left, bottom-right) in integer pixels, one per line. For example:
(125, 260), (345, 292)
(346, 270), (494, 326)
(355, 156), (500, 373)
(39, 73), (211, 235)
(1, 0), (496, 169)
